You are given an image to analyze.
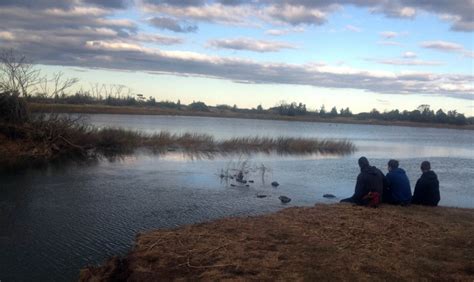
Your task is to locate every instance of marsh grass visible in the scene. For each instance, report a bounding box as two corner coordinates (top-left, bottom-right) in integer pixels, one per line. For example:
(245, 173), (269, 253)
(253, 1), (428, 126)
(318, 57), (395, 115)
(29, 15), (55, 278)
(0, 114), (356, 167)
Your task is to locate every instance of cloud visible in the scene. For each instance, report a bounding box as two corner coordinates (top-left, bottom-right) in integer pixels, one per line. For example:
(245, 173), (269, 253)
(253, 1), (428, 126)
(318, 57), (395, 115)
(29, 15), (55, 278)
(142, 3), (251, 26)
(3, 27), (471, 100)
(402, 51), (417, 58)
(265, 27), (305, 36)
(464, 51), (474, 58)
(263, 4), (328, 26)
(148, 16), (198, 33)
(420, 40), (465, 52)
(207, 38), (297, 52)
(140, 0), (474, 31)
(0, 0), (129, 9)
(345, 25), (362, 32)
(134, 33), (184, 45)
(83, 0), (129, 9)
(374, 59), (443, 66)
(379, 31), (399, 39)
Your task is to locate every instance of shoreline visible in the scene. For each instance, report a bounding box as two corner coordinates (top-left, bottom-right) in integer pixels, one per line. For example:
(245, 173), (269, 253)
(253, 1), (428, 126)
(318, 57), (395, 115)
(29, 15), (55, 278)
(80, 203), (474, 281)
(29, 103), (474, 131)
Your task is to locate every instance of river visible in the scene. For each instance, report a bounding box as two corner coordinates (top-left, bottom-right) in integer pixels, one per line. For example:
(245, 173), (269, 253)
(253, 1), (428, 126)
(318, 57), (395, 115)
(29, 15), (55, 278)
(1, 114), (473, 281)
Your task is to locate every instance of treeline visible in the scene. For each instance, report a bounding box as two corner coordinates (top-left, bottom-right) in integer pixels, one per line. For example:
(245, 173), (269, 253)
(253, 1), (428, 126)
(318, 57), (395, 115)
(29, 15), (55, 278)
(28, 90), (472, 126)
(271, 102), (471, 126)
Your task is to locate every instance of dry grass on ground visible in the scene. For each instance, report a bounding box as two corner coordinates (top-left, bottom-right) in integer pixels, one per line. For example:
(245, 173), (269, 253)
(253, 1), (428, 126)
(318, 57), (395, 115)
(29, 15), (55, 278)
(80, 204), (474, 281)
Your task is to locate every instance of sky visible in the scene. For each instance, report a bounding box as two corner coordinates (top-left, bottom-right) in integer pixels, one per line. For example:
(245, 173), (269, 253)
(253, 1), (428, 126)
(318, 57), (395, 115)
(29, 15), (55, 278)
(0, 0), (473, 114)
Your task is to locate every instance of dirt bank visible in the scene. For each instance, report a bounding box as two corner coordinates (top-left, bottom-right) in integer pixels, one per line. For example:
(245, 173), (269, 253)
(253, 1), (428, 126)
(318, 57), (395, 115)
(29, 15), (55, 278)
(80, 204), (474, 281)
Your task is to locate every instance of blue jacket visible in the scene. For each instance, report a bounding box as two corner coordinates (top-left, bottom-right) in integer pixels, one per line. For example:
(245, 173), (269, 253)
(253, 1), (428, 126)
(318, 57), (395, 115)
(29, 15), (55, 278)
(386, 168), (412, 204)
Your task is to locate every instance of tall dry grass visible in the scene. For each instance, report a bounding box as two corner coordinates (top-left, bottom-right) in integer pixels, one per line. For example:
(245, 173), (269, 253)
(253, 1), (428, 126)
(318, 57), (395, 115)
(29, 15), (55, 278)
(0, 114), (356, 167)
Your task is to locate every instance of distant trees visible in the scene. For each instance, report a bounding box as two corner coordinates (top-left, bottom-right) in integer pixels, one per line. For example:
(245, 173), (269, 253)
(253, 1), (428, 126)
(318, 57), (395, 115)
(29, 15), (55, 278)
(274, 101), (307, 116)
(189, 101), (210, 112)
(353, 105), (468, 125)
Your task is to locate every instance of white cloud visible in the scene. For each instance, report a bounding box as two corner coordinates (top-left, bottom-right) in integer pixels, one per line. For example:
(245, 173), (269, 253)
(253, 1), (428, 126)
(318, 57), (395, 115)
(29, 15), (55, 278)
(403, 51), (417, 58)
(375, 59), (443, 66)
(207, 37), (297, 52)
(265, 27), (305, 36)
(264, 4), (327, 26)
(421, 40), (464, 52)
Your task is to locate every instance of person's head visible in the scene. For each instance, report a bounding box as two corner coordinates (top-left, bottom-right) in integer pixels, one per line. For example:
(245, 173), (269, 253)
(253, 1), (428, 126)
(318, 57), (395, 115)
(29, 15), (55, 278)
(420, 161), (431, 172)
(387, 159), (399, 171)
(358, 156), (370, 169)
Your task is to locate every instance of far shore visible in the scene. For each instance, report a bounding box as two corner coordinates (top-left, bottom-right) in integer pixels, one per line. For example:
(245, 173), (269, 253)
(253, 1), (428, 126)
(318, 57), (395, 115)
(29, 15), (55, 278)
(80, 203), (474, 281)
(29, 103), (474, 131)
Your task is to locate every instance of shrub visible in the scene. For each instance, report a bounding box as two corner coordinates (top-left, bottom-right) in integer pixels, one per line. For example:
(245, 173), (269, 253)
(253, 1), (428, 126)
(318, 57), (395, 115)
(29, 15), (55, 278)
(0, 91), (29, 123)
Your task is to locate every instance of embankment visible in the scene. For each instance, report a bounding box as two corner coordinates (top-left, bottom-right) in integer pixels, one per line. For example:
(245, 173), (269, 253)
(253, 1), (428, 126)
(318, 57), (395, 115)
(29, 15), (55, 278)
(80, 203), (474, 281)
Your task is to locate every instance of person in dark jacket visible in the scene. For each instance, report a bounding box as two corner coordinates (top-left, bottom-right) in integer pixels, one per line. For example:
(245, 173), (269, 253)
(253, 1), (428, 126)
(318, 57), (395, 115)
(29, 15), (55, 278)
(383, 159), (412, 205)
(341, 157), (386, 206)
(412, 161), (440, 206)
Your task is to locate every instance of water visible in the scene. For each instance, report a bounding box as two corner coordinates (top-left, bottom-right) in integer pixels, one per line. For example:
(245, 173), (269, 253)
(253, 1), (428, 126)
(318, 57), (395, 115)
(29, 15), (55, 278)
(1, 114), (473, 281)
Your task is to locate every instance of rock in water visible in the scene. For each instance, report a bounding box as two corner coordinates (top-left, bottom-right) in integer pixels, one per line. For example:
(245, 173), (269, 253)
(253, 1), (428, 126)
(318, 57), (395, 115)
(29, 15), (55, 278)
(271, 181), (280, 187)
(256, 194), (267, 198)
(279, 196), (291, 203)
(323, 194), (336, 198)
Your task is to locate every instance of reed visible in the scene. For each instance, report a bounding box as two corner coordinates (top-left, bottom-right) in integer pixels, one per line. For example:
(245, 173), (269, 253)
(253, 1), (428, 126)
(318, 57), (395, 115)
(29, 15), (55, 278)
(0, 115), (356, 167)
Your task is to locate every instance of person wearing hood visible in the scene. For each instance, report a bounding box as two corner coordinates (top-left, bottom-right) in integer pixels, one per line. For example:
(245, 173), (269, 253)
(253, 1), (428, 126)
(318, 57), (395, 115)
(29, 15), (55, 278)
(340, 157), (386, 206)
(412, 161), (440, 206)
(383, 159), (412, 205)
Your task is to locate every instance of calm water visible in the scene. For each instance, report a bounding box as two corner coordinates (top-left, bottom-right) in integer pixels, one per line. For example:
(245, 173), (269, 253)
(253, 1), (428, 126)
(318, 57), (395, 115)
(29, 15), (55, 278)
(1, 114), (473, 281)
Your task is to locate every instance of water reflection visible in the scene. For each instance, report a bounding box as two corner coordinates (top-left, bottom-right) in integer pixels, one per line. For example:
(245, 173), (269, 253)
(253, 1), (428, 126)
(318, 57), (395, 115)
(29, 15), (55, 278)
(1, 115), (473, 281)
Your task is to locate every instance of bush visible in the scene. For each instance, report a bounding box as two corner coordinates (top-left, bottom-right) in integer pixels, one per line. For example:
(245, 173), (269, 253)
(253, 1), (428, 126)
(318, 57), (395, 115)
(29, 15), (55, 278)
(0, 91), (29, 123)
(188, 101), (210, 112)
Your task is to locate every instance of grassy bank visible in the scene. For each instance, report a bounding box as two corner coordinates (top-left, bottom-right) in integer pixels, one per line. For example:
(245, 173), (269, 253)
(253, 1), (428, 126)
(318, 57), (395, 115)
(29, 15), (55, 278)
(0, 116), (355, 168)
(29, 103), (474, 130)
(80, 204), (474, 281)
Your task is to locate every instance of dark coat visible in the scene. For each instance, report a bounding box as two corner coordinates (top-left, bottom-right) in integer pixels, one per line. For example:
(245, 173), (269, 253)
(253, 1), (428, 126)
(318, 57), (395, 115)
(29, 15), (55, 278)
(347, 166), (386, 205)
(385, 168), (412, 204)
(412, 170), (440, 206)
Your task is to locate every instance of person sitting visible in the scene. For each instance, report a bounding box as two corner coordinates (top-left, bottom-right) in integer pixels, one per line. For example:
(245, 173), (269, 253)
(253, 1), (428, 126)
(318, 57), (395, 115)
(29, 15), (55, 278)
(383, 159), (412, 205)
(340, 157), (386, 207)
(412, 161), (440, 206)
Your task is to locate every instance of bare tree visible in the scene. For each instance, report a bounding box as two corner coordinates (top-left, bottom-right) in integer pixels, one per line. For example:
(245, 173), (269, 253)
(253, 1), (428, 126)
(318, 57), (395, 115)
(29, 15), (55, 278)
(89, 83), (103, 100)
(0, 49), (41, 96)
(42, 71), (79, 98)
(0, 49), (78, 98)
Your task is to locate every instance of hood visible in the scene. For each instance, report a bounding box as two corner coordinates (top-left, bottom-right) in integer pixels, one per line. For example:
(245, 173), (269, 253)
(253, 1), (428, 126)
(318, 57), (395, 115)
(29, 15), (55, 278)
(363, 166), (380, 175)
(390, 168), (406, 175)
(422, 170), (438, 180)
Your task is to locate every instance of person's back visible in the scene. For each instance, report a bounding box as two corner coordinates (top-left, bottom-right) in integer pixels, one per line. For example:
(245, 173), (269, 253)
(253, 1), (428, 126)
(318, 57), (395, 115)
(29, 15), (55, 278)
(412, 161), (440, 206)
(385, 160), (412, 205)
(341, 157), (385, 206)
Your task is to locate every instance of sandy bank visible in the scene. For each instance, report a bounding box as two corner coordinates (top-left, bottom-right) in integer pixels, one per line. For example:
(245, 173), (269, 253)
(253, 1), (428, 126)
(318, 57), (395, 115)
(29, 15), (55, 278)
(80, 204), (474, 281)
